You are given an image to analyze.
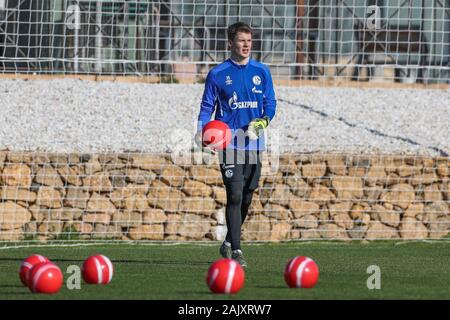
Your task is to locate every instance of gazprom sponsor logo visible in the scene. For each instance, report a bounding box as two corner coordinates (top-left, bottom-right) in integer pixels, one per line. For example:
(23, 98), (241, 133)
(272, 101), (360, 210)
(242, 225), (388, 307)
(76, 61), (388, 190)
(228, 92), (258, 110)
(228, 92), (238, 108)
(230, 101), (258, 110)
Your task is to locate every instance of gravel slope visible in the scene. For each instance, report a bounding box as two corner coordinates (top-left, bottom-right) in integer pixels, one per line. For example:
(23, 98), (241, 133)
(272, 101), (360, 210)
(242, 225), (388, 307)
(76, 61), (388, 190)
(1, 78), (448, 156)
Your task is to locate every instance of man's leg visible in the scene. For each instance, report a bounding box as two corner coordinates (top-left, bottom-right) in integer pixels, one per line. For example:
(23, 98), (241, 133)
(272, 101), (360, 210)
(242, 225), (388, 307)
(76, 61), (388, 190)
(221, 181), (248, 267)
(240, 151), (262, 225)
(219, 149), (245, 260)
(223, 186), (252, 242)
(224, 181), (244, 251)
(240, 188), (254, 225)
(228, 151), (262, 267)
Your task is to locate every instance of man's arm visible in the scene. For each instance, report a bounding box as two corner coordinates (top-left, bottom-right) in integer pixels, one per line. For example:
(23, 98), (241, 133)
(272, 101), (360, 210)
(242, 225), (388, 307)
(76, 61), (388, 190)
(247, 66), (277, 140)
(197, 71), (218, 132)
(261, 65), (277, 121)
(195, 71), (219, 153)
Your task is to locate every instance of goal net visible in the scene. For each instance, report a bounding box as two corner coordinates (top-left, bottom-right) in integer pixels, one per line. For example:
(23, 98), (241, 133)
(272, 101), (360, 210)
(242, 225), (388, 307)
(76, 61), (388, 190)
(0, 1), (449, 245)
(0, 0), (449, 84)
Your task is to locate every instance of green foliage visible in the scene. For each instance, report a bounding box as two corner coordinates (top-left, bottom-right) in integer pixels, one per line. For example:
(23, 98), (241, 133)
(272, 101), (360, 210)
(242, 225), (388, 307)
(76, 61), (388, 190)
(196, 76), (206, 84)
(22, 233), (38, 241)
(55, 225), (80, 241)
(160, 75), (180, 84)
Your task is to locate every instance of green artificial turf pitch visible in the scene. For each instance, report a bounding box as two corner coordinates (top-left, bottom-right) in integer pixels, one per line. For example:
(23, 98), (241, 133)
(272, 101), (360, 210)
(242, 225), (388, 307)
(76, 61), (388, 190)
(0, 241), (449, 300)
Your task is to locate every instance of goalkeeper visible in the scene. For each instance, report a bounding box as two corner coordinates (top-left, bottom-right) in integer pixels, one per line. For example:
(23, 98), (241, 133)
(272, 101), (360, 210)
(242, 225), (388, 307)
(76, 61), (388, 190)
(195, 22), (277, 267)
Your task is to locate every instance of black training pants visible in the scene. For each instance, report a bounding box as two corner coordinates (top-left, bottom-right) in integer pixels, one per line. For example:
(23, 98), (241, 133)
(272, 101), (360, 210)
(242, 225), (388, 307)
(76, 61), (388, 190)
(218, 150), (262, 251)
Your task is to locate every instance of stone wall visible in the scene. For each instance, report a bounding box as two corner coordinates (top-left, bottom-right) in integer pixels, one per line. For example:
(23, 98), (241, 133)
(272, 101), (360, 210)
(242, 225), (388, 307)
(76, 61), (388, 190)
(0, 151), (448, 242)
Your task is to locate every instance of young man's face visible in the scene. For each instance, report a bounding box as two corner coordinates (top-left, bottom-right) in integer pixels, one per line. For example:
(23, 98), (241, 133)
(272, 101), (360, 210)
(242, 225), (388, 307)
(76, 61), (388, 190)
(229, 31), (252, 61)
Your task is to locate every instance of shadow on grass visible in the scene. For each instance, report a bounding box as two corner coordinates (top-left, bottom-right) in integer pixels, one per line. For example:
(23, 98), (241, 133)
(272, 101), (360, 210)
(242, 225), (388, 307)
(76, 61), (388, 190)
(254, 285), (286, 289)
(0, 292), (30, 296)
(0, 285), (24, 289)
(70, 259), (209, 265)
(0, 257), (85, 264)
(0, 257), (211, 267)
(0, 284), (30, 296)
(112, 259), (211, 266)
(10, 258), (135, 265)
(0, 258), (23, 262)
(172, 291), (212, 296)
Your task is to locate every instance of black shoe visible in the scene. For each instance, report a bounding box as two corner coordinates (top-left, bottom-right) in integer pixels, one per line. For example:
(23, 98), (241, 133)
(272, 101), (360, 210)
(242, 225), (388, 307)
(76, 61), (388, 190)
(231, 249), (247, 268)
(219, 243), (232, 259)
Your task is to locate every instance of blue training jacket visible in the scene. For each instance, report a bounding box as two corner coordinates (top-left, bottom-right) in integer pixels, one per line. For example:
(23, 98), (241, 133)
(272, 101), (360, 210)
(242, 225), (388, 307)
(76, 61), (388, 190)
(197, 58), (277, 151)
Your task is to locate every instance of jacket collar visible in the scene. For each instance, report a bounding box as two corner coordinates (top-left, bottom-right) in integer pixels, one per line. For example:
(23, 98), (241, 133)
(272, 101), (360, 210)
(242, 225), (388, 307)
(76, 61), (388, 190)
(228, 58), (251, 69)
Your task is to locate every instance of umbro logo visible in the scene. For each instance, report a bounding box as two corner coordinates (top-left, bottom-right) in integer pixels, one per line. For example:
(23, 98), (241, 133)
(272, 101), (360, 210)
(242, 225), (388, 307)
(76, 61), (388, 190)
(225, 76), (232, 85)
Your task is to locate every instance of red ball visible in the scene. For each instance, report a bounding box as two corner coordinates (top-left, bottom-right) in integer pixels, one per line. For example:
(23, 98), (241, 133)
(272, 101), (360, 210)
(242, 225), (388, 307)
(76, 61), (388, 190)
(82, 255), (114, 284)
(206, 258), (245, 294)
(284, 256), (319, 288)
(19, 254), (50, 286)
(202, 120), (232, 151)
(28, 262), (63, 294)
